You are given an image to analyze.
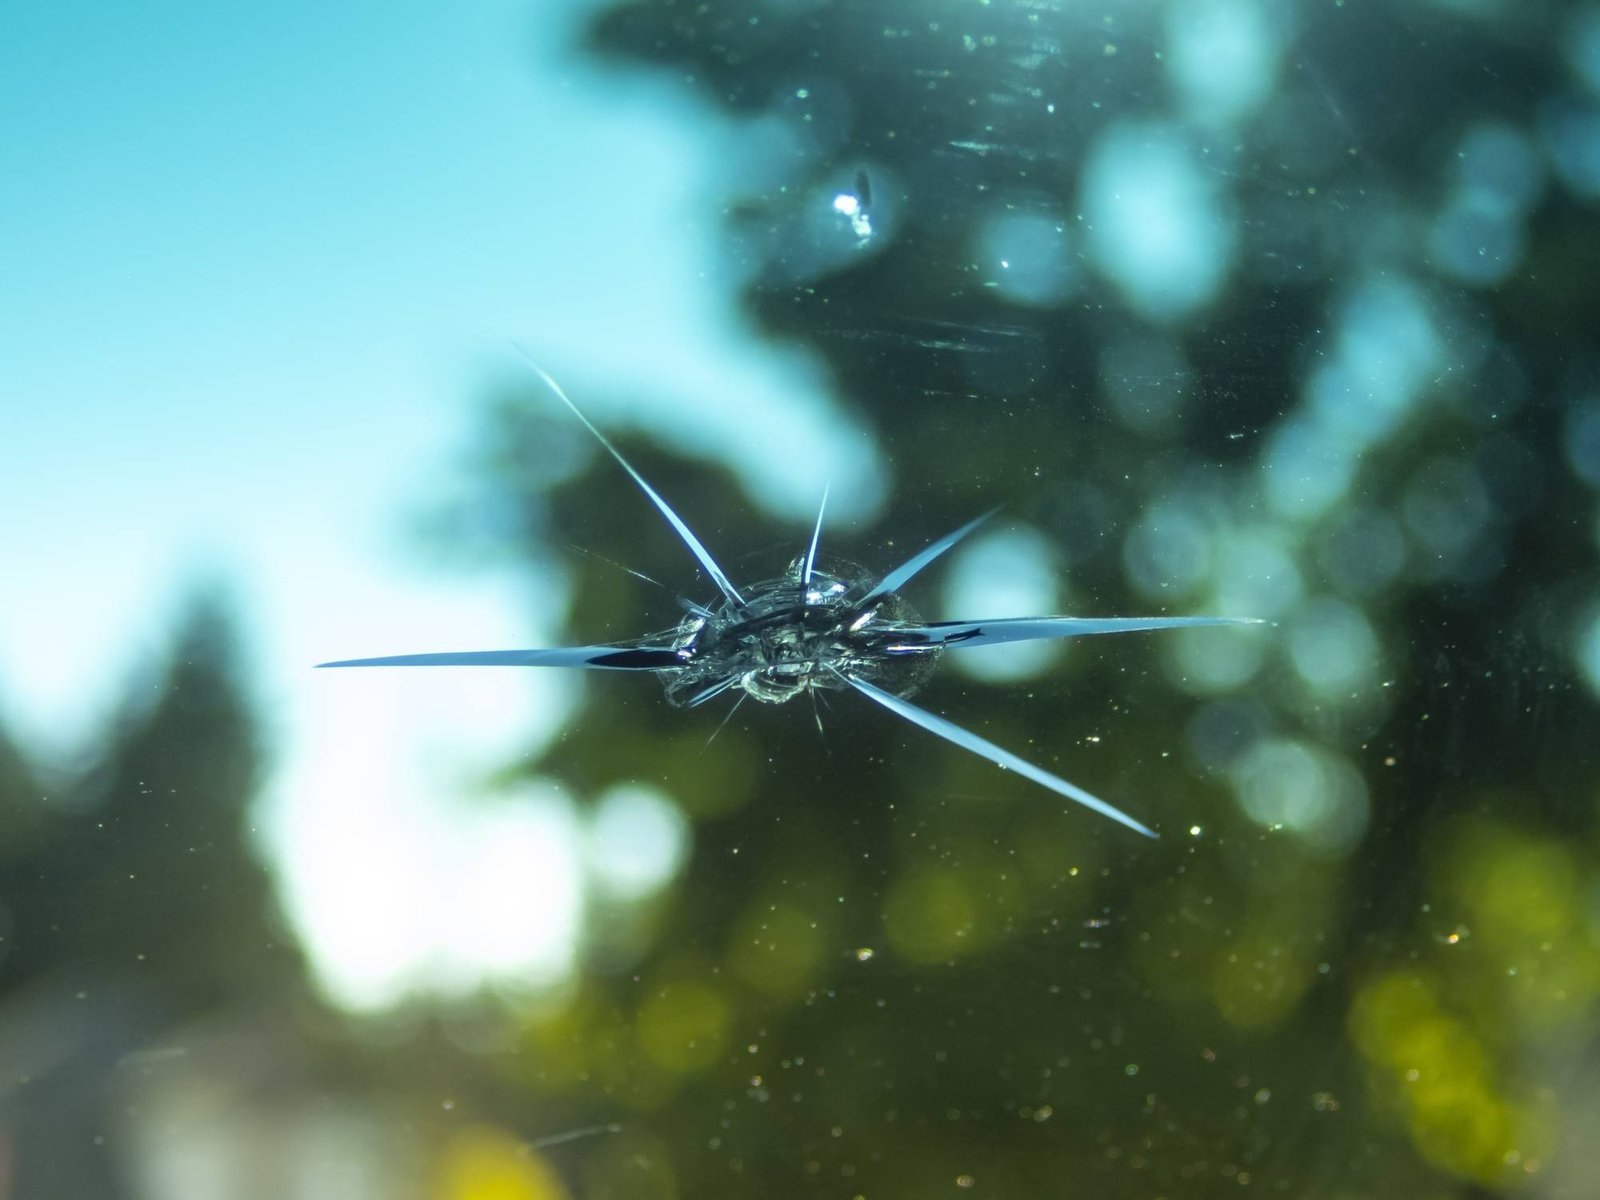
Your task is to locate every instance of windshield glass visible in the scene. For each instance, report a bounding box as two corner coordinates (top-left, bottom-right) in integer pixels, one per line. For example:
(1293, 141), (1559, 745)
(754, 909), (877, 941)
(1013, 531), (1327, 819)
(4, 1), (1598, 1196)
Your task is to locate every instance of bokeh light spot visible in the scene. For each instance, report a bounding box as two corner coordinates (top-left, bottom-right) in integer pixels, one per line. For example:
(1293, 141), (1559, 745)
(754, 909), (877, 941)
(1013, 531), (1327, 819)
(1349, 970), (1525, 1185)
(975, 208), (1078, 307)
(1575, 609), (1600, 696)
(1164, 0), (1284, 127)
(1562, 396), (1600, 486)
(1428, 192), (1525, 287)
(636, 979), (730, 1074)
(728, 900), (828, 1001)
(1452, 120), (1545, 215)
(1210, 526), (1304, 618)
(1286, 595), (1381, 698)
(1567, 6), (1600, 94)
(586, 783), (691, 902)
(1124, 495), (1213, 601)
(942, 526), (1064, 683)
(1263, 416), (1358, 519)
(1541, 100), (1600, 196)
(437, 1126), (570, 1200)
(1081, 121), (1237, 321)
(1229, 738), (1370, 856)
(1209, 927), (1316, 1029)
(1162, 620), (1268, 694)
(883, 866), (979, 964)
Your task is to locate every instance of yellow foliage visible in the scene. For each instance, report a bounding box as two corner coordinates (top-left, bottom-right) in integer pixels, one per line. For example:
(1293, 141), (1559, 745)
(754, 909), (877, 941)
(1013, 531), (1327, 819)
(435, 1126), (570, 1200)
(1434, 817), (1600, 1035)
(1444, 820), (1580, 950)
(1349, 970), (1529, 1186)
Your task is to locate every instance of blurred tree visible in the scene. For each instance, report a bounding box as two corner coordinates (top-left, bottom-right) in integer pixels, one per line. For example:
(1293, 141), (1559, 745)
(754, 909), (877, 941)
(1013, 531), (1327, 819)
(0, 711), (41, 863)
(429, 1), (1600, 1196)
(0, 587), (308, 1198)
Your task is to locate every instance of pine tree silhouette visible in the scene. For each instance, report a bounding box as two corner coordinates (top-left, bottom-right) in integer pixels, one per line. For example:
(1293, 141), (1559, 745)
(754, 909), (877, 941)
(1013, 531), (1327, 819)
(0, 586), (307, 1199)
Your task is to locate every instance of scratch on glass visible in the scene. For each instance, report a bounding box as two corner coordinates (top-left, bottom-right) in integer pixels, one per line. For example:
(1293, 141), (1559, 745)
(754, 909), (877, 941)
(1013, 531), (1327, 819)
(529, 1122), (624, 1150)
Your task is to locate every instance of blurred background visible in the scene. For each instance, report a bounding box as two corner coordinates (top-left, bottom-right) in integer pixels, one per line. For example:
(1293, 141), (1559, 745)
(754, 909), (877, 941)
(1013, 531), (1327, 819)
(4, 0), (1600, 1195)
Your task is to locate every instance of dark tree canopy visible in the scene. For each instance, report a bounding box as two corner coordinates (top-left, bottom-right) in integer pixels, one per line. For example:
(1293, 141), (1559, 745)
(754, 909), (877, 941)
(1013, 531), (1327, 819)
(404, 2), (1600, 1197)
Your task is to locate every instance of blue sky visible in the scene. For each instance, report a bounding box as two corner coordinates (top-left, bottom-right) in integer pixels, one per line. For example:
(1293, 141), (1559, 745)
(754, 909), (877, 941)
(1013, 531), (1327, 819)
(0, 0), (881, 1006)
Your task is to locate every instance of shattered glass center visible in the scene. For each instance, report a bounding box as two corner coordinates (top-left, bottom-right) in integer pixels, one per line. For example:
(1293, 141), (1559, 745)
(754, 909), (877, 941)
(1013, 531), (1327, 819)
(661, 557), (940, 707)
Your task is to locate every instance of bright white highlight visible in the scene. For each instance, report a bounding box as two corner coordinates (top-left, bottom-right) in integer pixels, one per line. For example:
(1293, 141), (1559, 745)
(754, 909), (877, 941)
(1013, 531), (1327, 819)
(586, 784), (691, 901)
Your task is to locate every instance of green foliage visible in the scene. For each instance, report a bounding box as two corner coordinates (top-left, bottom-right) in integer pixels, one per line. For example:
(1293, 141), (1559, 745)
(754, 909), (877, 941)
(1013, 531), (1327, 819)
(402, 0), (1600, 1196)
